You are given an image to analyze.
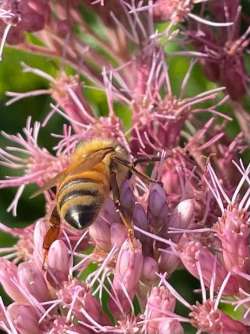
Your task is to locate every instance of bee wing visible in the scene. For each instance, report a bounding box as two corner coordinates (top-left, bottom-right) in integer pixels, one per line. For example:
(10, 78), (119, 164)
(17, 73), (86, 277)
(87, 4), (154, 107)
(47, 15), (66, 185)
(68, 147), (113, 175)
(31, 147), (113, 198)
(30, 170), (67, 198)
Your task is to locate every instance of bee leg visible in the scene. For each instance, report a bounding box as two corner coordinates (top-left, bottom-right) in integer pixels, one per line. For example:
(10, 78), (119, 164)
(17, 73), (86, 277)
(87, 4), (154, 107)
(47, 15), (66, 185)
(114, 157), (161, 185)
(42, 206), (61, 269)
(110, 163), (135, 248)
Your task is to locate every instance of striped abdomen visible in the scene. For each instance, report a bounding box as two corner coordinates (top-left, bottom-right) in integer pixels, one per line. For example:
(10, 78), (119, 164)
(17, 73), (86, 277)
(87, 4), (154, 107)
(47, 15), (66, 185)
(57, 166), (109, 229)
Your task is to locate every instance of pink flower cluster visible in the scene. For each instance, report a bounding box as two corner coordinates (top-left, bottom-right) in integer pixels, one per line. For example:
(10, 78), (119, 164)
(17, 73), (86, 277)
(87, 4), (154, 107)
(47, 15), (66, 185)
(0, 0), (250, 333)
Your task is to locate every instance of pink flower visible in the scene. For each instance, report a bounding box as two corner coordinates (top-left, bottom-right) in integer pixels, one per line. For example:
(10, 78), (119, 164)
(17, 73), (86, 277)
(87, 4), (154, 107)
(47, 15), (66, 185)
(208, 162), (250, 291)
(178, 234), (239, 295)
(153, 0), (195, 23)
(0, 0), (50, 44)
(0, 223), (34, 262)
(0, 117), (68, 214)
(188, 1), (249, 100)
(158, 270), (250, 334)
(190, 300), (249, 334)
(51, 72), (95, 133)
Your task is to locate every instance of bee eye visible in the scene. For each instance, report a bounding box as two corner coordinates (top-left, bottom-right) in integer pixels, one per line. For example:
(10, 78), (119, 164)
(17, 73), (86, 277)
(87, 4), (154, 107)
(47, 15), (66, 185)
(128, 170), (132, 179)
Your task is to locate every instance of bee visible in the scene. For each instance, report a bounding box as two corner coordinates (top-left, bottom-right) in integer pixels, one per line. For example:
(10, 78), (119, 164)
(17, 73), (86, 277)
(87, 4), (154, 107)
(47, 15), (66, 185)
(33, 138), (160, 265)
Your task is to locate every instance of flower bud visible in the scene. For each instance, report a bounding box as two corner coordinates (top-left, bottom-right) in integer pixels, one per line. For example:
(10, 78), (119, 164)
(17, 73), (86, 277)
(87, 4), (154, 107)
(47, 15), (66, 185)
(146, 286), (176, 334)
(90, 198), (124, 250)
(172, 199), (194, 228)
(19, 0), (50, 32)
(142, 256), (158, 281)
(148, 184), (168, 228)
(110, 223), (127, 248)
(120, 181), (135, 218)
(158, 250), (181, 276)
(57, 279), (109, 325)
(133, 203), (152, 255)
(89, 219), (111, 251)
(47, 240), (70, 289)
(0, 258), (26, 303)
(56, 19), (71, 37)
(33, 219), (47, 268)
(159, 153), (195, 208)
(101, 198), (121, 224)
(8, 303), (40, 334)
(168, 199), (194, 243)
(159, 319), (184, 334)
(109, 239), (143, 315)
(18, 261), (50, 302)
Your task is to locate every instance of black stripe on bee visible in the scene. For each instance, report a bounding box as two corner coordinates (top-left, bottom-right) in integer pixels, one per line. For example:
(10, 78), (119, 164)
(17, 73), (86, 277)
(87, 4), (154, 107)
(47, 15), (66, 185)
(64, 203), (100, 229)
(58, 189), (99, 209)
(59, 178), (101, 193)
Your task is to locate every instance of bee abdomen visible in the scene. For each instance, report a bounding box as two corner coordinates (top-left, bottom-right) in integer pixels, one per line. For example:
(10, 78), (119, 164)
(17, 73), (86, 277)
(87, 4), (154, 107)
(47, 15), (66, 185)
(64, 202), (101, 230)
(58, 179), (104, 229)
(58, 189), (99, 209)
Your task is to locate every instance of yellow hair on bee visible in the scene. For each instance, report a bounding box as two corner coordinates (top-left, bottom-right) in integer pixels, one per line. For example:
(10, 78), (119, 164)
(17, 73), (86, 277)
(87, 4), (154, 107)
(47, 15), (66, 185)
(71, 138), (115, 162)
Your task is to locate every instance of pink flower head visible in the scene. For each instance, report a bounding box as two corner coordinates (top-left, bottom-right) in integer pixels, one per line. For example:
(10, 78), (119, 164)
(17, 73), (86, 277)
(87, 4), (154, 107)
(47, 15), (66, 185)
(153, 0), (195, 23)
(51, 72), (95, 133)
(207, 162), (250, 290)
(0, 117), (68, 215)
(178, 234), (239, 295)
(215, 205), (250, 280)
(188, 1), (249, 100)
(158, 269), (250, 334)
(190, 300), (250, 334)
(0, 223), (34, 262)
(57, 279), (109, 326)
